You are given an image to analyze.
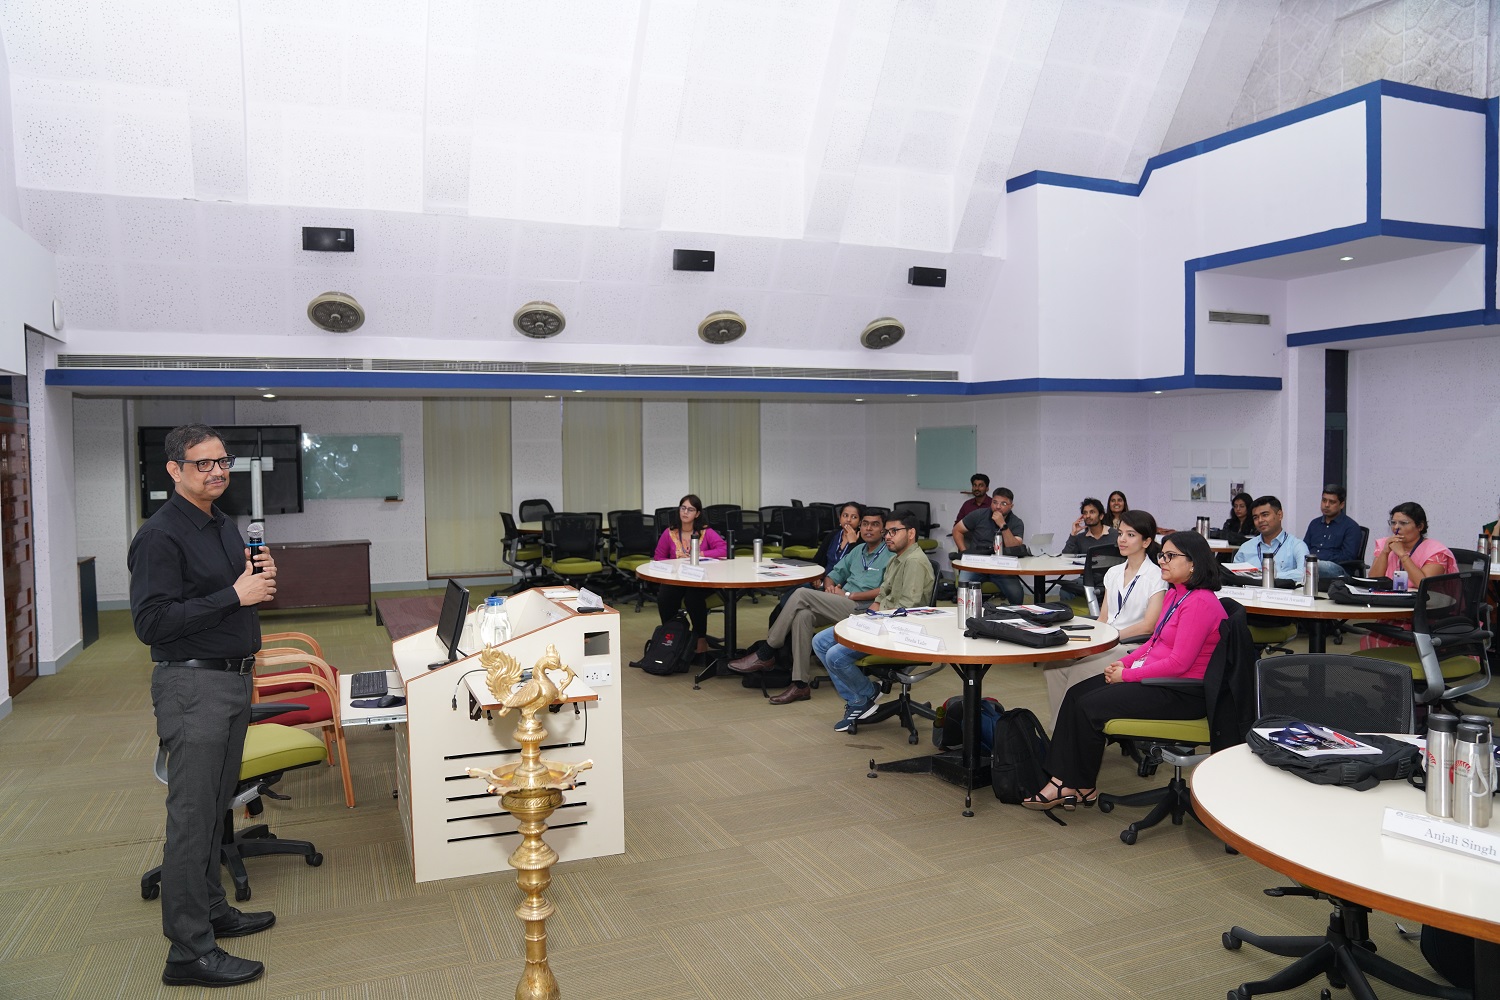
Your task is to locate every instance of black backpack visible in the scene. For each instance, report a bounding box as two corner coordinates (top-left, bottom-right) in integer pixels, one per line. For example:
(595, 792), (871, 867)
(1246, 714), (1421, 790)
(937, 695), (1002, 751)
(629, 614), (695, 675)
(991, 707), (1051, 804)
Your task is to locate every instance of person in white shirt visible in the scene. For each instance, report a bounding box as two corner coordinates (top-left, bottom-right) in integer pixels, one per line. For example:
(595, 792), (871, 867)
(1042, 509), (1168, 723)
(1231, 495), (1309, 581)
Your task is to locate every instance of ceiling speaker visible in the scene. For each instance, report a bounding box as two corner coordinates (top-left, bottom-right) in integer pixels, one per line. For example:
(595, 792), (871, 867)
(698, 310), (746, 345)
(673, 249), (715, 271)
(907, 265), (946, 287)
(860, 317), (905, 350)
(306, 291), (365, 333)
(513, 301), (566, 339)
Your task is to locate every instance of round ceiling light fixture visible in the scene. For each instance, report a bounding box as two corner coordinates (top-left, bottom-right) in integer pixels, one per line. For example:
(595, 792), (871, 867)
(307, 291), (365, 333)
(513, 301), (566, 339)
(698, 310), (746, 345)
(860, 317), (905, 350)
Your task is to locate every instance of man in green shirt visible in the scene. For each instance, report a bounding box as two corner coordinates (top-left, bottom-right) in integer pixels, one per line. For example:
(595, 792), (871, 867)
(811, 512), (936, 732)
(727, 508), (891, 703)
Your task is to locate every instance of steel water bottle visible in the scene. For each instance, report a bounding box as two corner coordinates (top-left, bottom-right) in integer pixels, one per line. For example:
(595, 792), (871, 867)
(1260, 553), (1275, 589)
(690, 536), (701, 565)
(1425, 712), (1458, 818)
(1454, 720), (1493, 828)
(1302, 554), (1318, 594)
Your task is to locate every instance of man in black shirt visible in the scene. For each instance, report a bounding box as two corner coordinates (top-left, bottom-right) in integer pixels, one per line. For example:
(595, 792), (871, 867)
(129, 424), (278, 988)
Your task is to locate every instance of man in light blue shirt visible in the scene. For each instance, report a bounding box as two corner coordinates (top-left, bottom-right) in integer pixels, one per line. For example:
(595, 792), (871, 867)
(1233, 495), (1310, 581)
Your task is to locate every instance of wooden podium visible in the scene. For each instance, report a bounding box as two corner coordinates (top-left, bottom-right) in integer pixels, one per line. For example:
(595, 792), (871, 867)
(384, 589), (623, 883)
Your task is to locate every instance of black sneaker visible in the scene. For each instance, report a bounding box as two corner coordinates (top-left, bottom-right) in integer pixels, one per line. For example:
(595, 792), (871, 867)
(162, 947), (265, 987)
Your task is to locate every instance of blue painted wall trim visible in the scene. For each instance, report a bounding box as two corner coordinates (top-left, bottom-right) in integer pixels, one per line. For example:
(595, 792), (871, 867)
(1285, 309), (1488, 347)
(45, 367), (1283, 397)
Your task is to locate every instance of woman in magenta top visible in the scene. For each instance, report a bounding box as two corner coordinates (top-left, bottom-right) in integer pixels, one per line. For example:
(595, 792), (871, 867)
(1025, 530), (1226, 811)
(1361, 501), (1458, 651)
(653, 494), (727, 653)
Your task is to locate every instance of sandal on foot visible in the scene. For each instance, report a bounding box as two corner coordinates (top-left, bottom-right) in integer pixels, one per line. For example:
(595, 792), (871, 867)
(1022, 776), (1077, 812)
(1076, 788), (1099, 807)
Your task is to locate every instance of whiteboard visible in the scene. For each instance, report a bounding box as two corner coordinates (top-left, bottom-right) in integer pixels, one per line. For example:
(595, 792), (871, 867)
(916, 426), (977, 491)
(301, 434), (403, 500)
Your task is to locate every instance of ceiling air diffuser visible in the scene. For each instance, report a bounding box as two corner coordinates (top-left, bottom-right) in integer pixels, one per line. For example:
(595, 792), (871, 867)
(698, 310), (746, 345)
(513, 301), (566, 339)
(307, 292), (365, 333)
(860, 317), (905, 350)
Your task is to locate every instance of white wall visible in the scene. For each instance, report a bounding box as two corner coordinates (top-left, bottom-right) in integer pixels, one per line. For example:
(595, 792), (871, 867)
(1381, 95), (1487, 227)
(1348, 336), (1500, 548)
(28, 331), (79, 672)
(641, 401), (689, 513)
(1194, 274), (1286, 380)
(73, 397), (131, 603)
(1286, 246), (1485, 334)
(511, 399), (564, 515)
(760, 402), (870, 506)
(0, 30), (19, 229)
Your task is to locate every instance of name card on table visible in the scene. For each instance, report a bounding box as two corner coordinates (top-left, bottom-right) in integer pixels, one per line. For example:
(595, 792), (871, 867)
(891, 629), (944, 652)
(962, 554), (1020, 569)
(1219, 585), (1314, 608)
(1382, 808), (1500, 864)
(885, 620), (926, 639)
(677, 564), (708, 581)
(843, 616), (885, 636)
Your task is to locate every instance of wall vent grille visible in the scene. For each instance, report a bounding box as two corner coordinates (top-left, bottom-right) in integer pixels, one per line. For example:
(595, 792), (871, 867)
(56, 355), (960, 382)
(1207, 310), (1271, 325)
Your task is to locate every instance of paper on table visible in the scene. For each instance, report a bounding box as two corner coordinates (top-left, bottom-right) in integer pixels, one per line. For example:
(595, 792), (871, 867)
(1224, 562), (1260, 572)
(1253, 724), (1381, 756)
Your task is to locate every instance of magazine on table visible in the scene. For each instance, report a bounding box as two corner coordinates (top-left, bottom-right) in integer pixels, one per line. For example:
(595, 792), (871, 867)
(1252, 721), (1382, 756)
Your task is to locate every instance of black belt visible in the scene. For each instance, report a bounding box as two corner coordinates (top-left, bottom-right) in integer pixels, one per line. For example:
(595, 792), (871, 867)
(158, 657), (257, 674)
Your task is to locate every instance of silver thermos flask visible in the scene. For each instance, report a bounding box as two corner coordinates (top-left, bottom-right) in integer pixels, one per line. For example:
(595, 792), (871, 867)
(1425, 712), (1458, 818)
(753, 538), (763, 563)
(958, 581), (981, 622)
(1260, 553), (1275, 589)
(689, 535), (701, 565)
(1453, 720), (1493, 828)
(1302, 554), (1318, 595)
(1197, 516), (1209, 538)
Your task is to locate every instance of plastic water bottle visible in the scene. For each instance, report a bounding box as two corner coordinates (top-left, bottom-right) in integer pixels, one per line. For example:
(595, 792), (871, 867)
(478, 596), (511, 648)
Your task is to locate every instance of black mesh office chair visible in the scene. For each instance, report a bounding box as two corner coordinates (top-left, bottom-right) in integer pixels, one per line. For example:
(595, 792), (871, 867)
(517, 498), (554, 524)
(498, 511), (545, 595)
(1350, 569), (1492, 705)
(1337, 525), (1372, 577)
(652, 506), (675, 536)
(1065, 544), (1124, 618)
(540, 512), (607, 590)
(608, 510), (658, 611)
(703, 504), (740, 546)
(892, 500), (938, 554)
(1220, 654), (1455, 1000)
(771, 506), (823, 559)
(806, 503), (837, 537)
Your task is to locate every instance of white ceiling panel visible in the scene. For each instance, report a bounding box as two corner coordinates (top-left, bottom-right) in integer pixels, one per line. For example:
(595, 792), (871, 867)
(0, 0), (1287, 360)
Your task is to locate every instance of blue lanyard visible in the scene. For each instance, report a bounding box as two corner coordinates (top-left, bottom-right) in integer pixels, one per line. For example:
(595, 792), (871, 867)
(1115, 572), (1141, 615)
(859, 542), (887, 572)
(1257, 534), (1285, 560)
(1143, 590), (1190, 648)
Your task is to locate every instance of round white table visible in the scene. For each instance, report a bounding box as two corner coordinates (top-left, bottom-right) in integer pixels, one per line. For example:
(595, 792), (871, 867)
(952, 555), (1086, 603)
(1194, 743), (1500, 998)
(1220, 587), (1415, 654)
(833, 612), (1118, 815)
(635, 557), (824, 685)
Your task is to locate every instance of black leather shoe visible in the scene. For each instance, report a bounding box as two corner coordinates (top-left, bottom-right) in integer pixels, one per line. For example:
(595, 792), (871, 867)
(211, 907), (276, 938)
(162, 947), (265, 987)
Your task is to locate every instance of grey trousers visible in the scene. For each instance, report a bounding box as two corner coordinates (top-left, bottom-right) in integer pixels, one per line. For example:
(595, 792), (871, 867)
(766, 588), (857, 682)
(151, 662), (253, 963)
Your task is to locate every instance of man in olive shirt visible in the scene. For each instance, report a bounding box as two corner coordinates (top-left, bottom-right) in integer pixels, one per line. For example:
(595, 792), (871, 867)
(811, 511), (936, 732)
(128, 424), (279, 988)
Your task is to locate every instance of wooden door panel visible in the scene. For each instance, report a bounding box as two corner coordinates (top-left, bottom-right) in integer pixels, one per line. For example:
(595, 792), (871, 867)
(0, 402), (36, 695)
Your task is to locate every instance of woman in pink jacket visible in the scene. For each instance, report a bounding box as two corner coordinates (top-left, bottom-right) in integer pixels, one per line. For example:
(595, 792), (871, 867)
(653, 494), (727, 654)
(1025, 529), (1226, 811)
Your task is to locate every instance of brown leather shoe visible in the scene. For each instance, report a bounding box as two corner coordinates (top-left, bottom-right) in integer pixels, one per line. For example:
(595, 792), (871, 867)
(768, 684), (810, 704)
(727, 650), (775, 674)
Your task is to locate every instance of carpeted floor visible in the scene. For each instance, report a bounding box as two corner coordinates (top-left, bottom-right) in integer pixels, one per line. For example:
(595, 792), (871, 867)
(0, 586), (1456, 999)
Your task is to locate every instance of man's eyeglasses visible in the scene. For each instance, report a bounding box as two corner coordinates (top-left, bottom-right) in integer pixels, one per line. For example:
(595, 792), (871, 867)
(1157, 551), (1186, 564)
(176, 456), (235, 472)
(883, 526), (912, 535)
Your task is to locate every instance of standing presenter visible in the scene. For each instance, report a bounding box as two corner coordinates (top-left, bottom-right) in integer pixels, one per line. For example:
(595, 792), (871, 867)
(128, 424), (279, 988)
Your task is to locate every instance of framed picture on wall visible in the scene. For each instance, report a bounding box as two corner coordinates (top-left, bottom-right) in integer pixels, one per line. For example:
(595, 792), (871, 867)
(1189, 475), (1208, 501)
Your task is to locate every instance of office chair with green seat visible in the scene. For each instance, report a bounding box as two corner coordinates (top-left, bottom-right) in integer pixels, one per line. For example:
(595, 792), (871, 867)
(142, 704), (327, 904)
(539, 512), (609, 590)
(1220, 654), (1446, 1000)
(499, 512), (544, 594)
(609, 510), (658, 611)
(843, 576), (945, 743)
(517, 498), (554, 524)
(772, 506), (823, 560)
(1096, 600), (1255, 844)
(1068, 545), (1123, 619)
(1348, 569), (1491, 707)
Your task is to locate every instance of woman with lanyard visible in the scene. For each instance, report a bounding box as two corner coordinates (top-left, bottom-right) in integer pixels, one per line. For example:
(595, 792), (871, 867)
(653, 494), (728, 655)
(1025, 529), (1226, 811)
(1039, 509), (1168, 722)
(812, 502), (863, 573)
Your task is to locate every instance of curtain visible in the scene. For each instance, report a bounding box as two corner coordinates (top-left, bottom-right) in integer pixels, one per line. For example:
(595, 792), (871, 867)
(423, 398), (511, 577)
(687, 400), (760, 509)
(562, 399), (642, 513)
